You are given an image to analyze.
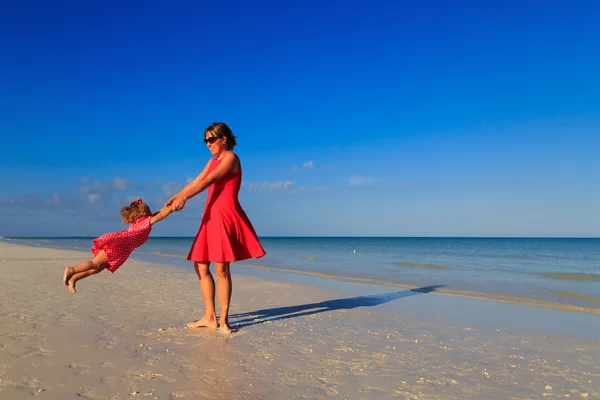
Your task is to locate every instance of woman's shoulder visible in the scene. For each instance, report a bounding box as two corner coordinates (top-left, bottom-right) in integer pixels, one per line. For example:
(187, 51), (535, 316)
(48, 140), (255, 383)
(223, 151), (241, 173)
(221, 151), (240, 164)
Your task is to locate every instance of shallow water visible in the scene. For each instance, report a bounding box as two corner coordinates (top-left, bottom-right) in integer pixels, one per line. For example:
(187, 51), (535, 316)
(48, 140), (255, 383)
(6, 236), (600, 310)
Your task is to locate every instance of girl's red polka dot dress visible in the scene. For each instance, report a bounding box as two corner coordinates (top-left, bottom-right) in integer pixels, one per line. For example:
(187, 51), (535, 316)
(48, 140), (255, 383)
(91, 216), (153, 272)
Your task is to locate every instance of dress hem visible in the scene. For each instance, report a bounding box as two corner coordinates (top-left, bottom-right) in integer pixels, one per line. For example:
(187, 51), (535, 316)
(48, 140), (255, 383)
(186, 254), (266, 263)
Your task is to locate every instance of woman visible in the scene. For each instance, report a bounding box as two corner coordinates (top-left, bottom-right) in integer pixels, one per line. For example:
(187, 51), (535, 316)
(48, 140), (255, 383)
(166, 122), (266, 334)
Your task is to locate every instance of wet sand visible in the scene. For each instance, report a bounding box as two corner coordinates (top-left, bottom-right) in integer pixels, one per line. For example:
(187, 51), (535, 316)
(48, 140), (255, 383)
(0, 242), (598, 399)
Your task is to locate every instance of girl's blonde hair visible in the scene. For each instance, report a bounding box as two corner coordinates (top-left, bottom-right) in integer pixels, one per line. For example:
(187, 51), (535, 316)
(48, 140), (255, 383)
(120, 199), (151, 224)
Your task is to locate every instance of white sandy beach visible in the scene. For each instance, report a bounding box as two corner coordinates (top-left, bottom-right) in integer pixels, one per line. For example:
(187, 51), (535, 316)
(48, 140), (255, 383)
(0, 242), (599, 399)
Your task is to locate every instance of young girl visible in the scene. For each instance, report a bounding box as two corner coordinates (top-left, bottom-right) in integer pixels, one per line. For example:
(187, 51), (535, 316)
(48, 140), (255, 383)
(62, 198), (173, 293)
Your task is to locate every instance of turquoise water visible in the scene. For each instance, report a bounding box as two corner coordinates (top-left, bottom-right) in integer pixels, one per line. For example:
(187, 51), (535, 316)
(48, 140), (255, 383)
(4, 236), (600, 309)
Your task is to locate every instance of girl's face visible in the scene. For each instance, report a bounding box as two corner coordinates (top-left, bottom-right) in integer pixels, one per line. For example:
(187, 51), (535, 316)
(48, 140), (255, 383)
(204, 132), (227, 156)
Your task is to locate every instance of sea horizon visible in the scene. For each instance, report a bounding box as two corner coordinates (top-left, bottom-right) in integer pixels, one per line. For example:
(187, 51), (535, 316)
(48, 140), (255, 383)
(4, 235), (600, 239)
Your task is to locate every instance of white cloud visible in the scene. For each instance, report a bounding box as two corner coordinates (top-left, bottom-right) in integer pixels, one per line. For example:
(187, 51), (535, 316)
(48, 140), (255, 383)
(291, 160), (315, 171)
(348, 176), (380, 187)
(112, 177), (132, 191)
(79, 179), (106, 192)
(162, 182), (183, 197)
(48, 193), (60, 205)
(87, 193), (101, 204)
(0, 176), (194, 219)
(78, 178), (114, 202)
(248, 180), (293, 192)
(0, 193), (82, 210)
(0, 194), (55, 208)
(0, 198), (18, 205)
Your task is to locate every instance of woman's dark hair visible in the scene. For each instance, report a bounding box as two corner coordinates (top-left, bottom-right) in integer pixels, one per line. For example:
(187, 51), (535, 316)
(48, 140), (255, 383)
(205, 122), (237, 150)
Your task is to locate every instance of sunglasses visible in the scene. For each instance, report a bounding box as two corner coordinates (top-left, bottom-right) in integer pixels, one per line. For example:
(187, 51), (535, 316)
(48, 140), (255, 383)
(204, 135), (223, 145)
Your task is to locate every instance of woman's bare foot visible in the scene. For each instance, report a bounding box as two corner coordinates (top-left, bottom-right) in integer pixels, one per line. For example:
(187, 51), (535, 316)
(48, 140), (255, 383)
(68, 279), (76, 293)
(63, 267), (73, 286)
(187, 316), (218, 329)
(218, 324), (238, 334)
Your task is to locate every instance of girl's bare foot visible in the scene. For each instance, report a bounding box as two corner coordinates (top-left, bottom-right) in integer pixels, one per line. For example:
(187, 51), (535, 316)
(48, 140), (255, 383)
(218, 324), (238, 334)
(63, 267), (73, 286)
(68, 279), (76, 293)
(187, 316), (218, 329)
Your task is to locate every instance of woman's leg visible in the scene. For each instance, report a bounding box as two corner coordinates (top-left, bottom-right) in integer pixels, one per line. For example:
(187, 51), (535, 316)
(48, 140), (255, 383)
(215, 262), (236, 333)
(187, 262), (219, 329)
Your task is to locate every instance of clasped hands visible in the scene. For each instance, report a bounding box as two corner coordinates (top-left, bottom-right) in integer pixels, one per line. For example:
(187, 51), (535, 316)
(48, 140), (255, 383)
(164, 195), (187, 212)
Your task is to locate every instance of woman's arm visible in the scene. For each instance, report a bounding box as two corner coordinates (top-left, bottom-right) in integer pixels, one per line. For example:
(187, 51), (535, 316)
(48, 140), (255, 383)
(171, 152), (238, 211)
(164, 159), (212, 207)
(150, 206), (174, 225)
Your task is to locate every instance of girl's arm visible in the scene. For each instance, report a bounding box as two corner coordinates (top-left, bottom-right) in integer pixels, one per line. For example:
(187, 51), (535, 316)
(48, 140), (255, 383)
(150, 206), (174, 225)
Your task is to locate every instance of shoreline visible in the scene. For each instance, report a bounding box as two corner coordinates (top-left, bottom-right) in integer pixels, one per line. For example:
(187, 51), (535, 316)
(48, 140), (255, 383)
(0, 242), (599, 398)
(6, 237), (600, 316)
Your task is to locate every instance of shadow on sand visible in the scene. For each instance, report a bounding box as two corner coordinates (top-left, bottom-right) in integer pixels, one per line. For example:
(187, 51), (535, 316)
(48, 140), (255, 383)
(231, 285), (445, 329)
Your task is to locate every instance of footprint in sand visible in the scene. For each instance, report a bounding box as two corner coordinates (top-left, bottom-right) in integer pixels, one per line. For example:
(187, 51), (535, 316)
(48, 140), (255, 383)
(8, 331), (43, 341)
(171, 390), (209, 398)
(99, 375), (119, 387)
(9, 346), (55, 357)
(69, 363), (92, 376)
(101, 361), (115, 369)
(124, 371), (176, 383)
(57, 313), (84, 326)
(96, 331), (118, 349)
(75, 387), (105, 400)
(0, 377), (46, 396)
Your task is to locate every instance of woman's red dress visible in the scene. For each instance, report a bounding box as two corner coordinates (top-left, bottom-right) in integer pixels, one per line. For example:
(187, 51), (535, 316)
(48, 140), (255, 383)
(187, 157), (266, 263)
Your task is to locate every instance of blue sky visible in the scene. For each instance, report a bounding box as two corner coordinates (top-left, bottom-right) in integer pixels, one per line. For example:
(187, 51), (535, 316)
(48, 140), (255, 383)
(1, 0), (599, 237)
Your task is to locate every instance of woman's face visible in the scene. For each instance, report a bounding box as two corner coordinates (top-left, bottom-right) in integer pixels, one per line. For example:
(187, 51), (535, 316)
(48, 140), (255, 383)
(204, 132), (226, 156)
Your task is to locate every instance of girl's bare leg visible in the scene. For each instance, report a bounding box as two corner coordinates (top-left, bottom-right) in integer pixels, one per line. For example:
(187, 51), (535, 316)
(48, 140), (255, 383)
(63, 251), (109, 293)
(187, 262), (218, 329)
(68, 266), (105, 293)
(215, 262), (236, 334)
(63, 261), (93, 285)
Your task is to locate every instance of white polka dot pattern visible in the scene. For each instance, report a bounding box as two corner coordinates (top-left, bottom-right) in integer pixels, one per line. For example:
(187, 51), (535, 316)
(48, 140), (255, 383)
(91, 216), (153, 272)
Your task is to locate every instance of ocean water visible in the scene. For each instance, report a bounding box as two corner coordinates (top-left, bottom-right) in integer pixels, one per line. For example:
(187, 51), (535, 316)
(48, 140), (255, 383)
(4, 236), (600, 310)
